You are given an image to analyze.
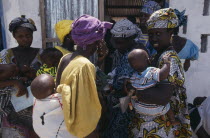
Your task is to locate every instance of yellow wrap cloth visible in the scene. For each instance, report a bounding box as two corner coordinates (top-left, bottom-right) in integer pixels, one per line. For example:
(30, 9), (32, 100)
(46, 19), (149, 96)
(55, 20), (74, 43)
(56, 55), (101, 138)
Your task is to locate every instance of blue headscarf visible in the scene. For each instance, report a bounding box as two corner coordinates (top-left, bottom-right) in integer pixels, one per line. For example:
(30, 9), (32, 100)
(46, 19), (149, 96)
(141, 1), (161, 15)
(174, 9), (187, 27)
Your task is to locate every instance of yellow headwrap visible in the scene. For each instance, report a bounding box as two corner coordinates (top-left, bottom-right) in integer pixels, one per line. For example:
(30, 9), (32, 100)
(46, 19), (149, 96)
(147, 8), (179, 29)
(55, 20), (74, 43)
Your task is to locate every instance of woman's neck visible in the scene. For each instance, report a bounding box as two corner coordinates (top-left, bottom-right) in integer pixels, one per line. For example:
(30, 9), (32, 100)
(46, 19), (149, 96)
(118, 41), (135, 54)
(74, 49), (90, 58)
(61, 43), (74, 52)
(157, 45), (172, 54)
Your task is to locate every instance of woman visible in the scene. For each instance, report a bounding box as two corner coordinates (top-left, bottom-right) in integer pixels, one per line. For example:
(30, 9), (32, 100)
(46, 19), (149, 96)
(129, 8), (192, 138)
(55, 15), (112, 138)
(102, 19), (147, 138)
(35, 20), (74, 79)
(54, 19), (75, 53)
(0, 15), (41, 138)
(137, 0), (161, 56)
(172, 9), (199, 72)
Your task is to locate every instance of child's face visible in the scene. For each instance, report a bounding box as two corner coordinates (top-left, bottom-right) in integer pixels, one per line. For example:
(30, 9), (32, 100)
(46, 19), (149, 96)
(41, 56), (54, 68)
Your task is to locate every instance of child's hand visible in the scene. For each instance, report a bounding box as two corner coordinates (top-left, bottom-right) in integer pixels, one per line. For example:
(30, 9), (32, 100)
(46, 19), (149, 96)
(20, 65), (30, 73)
(21, 65), (36, 79)
(13, 80), (28, 97)
(19, 77), (28, 82)
(162, 53), (171, 64)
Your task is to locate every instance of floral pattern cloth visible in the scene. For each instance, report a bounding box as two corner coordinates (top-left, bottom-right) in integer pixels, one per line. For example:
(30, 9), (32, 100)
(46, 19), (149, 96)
(129, 50), (192, 138)
(147, 8), (179, 29)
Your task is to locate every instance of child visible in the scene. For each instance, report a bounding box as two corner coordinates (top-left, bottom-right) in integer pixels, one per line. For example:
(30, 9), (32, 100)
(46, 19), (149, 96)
(36, 48), (63, 79)
(126, 49), (179, 125)
(31, 74), (77, 138)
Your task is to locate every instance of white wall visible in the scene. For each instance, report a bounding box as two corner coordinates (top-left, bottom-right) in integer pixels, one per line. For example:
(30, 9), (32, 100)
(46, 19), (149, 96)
(2, 0), (42, 49)
(170, 0), (210, 103)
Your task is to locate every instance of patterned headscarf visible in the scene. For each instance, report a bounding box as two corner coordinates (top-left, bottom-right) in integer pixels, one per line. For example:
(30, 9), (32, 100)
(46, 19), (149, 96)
(174, 9), (187, 27)
(141, 1), (161, 15)
(55, 20), (74, 43)
(9, 15), (37, 32)
(111, 19), (142, 38)
(147, 8), (179, 29)
(71, 15), (113, 48)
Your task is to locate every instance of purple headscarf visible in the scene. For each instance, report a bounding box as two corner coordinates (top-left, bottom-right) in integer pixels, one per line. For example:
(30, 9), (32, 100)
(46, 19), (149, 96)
(71, 15), (113, 47)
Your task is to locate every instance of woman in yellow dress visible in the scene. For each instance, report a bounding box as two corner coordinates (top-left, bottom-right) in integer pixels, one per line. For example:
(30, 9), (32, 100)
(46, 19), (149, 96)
(56, 15), (112, 138)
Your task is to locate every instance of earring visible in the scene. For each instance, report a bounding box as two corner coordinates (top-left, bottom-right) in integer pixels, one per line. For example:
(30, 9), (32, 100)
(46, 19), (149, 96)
(170, 36), (173, 45)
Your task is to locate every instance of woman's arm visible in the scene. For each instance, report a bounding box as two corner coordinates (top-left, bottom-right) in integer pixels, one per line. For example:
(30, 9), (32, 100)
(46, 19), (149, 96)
(0, 80), (27, 97)
(136, 83), (173, 105)
(183, 59), (190, 72)
(55, 54), (72, 88)
(0, 64), (19, 80)
(0, 80), (18, 88)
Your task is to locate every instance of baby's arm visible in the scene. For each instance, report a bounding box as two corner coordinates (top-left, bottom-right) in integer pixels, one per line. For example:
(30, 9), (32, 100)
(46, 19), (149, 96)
(159, 54), (171, 81)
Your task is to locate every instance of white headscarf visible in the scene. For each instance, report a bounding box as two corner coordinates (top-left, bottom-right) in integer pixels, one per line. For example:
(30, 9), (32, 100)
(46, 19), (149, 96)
(111, 19), (142, 38)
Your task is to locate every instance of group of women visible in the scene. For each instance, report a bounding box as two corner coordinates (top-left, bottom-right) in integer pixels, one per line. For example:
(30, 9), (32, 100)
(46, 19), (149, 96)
(0, 7), (193, 138)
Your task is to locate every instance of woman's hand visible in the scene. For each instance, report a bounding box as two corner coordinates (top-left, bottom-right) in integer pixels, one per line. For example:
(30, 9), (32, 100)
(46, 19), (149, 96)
(97, 40), (109, 68)
(13, 80), (28, 97)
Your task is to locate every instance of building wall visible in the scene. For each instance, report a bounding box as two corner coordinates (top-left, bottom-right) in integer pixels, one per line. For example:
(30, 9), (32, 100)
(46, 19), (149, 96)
(170, 0), (210, 103)
(2, 0), (42, 48)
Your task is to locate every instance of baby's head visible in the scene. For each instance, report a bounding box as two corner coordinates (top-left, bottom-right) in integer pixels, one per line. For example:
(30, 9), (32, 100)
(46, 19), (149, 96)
(31, 74), (55, 99)
(40, 48), (63, 68)
(128, 49), (150, 72)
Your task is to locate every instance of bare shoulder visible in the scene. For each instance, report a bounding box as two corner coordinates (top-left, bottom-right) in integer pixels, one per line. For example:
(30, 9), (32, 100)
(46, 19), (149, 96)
(172, 35), (187, 53)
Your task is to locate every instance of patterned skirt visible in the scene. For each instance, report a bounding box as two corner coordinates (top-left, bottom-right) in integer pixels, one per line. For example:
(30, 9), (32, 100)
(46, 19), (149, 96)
(128, 87), (192, 138)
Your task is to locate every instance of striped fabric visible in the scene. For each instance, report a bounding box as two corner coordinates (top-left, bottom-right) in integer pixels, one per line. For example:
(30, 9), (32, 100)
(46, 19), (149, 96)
(0, 50), (13, 117)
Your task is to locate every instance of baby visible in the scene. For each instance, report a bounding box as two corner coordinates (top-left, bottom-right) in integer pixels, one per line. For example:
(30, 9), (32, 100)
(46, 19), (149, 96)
(127, 49), (179, 125)
(31, 74), (77, 138)
(36, 48), (63, 79)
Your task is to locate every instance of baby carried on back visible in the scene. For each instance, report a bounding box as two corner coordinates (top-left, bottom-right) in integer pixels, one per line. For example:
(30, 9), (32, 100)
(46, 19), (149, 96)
(31, 74), (77, 138)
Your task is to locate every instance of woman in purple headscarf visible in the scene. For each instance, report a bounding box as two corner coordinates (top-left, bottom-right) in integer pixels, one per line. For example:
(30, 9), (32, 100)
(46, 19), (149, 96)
(55, 15), (112, 138)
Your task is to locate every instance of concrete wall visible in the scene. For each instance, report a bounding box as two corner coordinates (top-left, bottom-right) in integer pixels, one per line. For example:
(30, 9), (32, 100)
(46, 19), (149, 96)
(2, 0), (42, 49)
(170, 0), (210, 103)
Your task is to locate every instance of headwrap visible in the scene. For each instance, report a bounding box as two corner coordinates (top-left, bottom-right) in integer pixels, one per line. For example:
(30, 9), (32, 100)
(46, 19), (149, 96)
(9, 15), (37, 32)
(174, 9), (187, 27)
(71, 15), (113, 47)
(111, 19), (142, 38)
(141, 1), (161, 15)
(147, 8), (179, 29)
(55, 20), (74, 43)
